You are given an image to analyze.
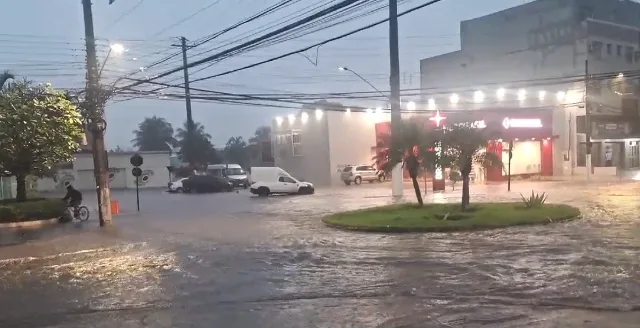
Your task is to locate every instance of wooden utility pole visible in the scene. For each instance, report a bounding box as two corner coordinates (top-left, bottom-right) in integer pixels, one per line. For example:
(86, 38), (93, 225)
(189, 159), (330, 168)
(173, 37), (195, 167)
(82, 0), (112, 226)
(389, 0), (403, 197)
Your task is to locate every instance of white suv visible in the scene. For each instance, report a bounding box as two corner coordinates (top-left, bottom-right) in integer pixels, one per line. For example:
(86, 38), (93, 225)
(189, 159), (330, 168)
(341, 165), (378, 185)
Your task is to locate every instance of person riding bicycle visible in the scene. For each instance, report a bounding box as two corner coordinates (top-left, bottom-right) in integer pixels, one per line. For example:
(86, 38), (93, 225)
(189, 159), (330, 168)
(62, 184), (83, 210)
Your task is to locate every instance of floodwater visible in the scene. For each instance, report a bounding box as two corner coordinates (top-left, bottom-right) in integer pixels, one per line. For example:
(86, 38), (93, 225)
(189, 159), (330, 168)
(1, 181), (639, 327)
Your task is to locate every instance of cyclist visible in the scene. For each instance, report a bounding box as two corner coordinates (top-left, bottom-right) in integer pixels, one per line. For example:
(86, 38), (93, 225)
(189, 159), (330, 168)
(62, 184), (83, 213)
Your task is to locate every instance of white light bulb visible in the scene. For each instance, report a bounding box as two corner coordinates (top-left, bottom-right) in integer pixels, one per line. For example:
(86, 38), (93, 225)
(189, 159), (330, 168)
(538, 90), (546, 101)
(517, 89), (527, 101)
(473, 91), (484, 103)
(345, 108), (351, 114)
(288, 114), (296, 124)
(407, 101), (416, 111)
(366, 108), (372, 114)
(275, 116), (283, 126)
(301, 112), (309, 124)
(376, 107), (382, 114)
(428, 98), (436, 110)
(496, 88), (506, 100)
(556, 91), (566, 101)
(315, 108), (323, 120)
(450, 93), (459, 104)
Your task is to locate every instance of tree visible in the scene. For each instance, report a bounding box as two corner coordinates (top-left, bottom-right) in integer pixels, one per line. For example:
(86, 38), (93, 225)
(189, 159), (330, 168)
(0, 71), (14, 89)
(0, 80), (83, 201)
(175, 121), (220, 167)
(224, 136), (247, 167)
(248, 126), (271, 144)
(132, 116), (177, 151)
(376, 120), (437, 206)
(436, 123), (502, 211)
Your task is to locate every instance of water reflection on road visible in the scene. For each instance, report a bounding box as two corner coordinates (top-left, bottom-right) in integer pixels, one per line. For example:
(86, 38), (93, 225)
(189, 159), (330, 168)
(1, 181), (640, 327)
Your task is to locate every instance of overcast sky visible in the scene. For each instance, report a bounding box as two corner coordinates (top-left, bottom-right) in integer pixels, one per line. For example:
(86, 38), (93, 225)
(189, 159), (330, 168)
(3, 0), (531, 149)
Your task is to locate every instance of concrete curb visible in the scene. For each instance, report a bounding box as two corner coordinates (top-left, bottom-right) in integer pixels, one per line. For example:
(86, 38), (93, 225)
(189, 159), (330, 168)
(0, 218), (59, 229)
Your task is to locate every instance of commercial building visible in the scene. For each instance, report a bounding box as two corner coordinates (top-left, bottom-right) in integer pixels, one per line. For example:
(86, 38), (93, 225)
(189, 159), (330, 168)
(420, 0), (640, 178)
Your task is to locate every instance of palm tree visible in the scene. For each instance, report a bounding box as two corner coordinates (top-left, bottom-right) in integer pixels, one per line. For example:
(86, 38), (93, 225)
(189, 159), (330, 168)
(131, 116), (177, 151)
(376, 120), (437, 206)
(224, 136), (247, 166)
(175, 121), (211, 141)
(175, 121), (214, 167)
(438, 123), (502, 211)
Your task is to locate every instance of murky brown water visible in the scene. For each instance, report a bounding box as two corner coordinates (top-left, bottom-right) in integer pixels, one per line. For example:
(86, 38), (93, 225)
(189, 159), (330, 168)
(1, 182), (639, 327)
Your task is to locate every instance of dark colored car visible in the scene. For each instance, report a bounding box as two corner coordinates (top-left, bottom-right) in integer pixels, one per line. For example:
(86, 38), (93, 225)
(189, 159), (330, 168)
(182, 175), (234, 193)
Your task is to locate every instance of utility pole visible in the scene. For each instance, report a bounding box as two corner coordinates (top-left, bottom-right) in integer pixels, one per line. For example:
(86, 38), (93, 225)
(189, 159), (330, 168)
(82, 0), (112, 226)
(585, 59), (592, 181)
(389, 0), (403, 197)
(173, 37), (195, 167)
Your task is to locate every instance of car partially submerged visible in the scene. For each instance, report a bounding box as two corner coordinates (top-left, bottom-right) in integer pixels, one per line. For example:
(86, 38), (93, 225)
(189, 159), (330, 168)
(167, 177), (188, 193)
(181, 175), (234, 193)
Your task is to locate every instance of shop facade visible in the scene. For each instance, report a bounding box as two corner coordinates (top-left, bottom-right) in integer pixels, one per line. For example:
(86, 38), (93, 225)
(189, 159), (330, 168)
(374, 108), (556, 182)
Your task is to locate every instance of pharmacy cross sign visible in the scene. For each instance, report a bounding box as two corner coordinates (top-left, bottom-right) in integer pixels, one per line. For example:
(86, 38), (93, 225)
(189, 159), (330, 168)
(429, 110), (446, 127)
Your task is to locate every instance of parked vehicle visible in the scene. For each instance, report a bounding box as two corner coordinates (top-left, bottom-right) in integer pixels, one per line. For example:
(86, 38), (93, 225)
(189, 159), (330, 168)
(167, 177), (188, 193)
(249, 167), (314, 196)
(182, 175), (234, 193)
(341, 165), (378, 185)
(207, 164), (249, 188)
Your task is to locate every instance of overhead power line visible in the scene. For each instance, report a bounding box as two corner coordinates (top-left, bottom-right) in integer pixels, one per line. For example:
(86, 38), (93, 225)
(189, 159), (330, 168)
(190, 0), (445, 82)
(118, 0), (368, 90)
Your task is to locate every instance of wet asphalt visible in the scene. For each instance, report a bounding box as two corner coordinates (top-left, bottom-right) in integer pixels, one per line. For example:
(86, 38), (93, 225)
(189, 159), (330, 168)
(1, 181), (640, 327)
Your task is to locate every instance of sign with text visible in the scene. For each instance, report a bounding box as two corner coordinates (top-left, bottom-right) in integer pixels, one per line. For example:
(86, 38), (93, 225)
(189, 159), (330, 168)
(502, 118), (543, 129)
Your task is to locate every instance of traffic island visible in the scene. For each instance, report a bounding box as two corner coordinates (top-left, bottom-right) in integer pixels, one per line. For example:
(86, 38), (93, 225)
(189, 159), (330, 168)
(0, 198), (66, 229)
(322, 203), (581, 233)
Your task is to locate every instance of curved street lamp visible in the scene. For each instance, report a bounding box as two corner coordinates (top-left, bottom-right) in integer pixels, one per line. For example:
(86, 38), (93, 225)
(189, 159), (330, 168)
(338, 66), (389, 100)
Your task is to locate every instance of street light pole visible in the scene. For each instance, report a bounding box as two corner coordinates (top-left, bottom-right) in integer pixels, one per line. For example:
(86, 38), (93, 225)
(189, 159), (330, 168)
(338, 67), (389, 100)
(82, 0), (112, 226)
(388, 0), (403, 197)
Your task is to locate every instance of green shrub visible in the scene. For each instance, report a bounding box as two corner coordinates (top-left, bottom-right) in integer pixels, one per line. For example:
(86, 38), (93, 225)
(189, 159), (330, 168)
(0, 199), (65, 223)
(520, 190), (547, 208)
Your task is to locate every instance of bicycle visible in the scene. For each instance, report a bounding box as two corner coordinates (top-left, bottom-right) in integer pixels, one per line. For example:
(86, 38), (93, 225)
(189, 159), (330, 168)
(64, 203), (90, 222)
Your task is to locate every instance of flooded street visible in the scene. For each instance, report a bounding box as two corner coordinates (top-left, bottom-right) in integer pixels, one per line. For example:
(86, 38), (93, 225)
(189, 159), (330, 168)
(1, 181), (640, 327)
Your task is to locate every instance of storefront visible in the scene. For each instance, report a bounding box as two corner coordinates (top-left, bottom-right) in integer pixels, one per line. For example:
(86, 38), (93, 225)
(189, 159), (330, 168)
(375, 108), (556, 182)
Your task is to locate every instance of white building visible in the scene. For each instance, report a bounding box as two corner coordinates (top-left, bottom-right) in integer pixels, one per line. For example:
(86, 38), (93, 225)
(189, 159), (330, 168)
(420, 0), (640, 178)
(272, 109), (388, 187)
(37, 151), (171, 192)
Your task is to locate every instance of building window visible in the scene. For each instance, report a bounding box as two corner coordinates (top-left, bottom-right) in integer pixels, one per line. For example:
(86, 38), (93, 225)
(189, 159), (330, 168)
(576, 115), (586, 134)
(635, 51), (640, 63)
(607, 43), (613, 55)
(292, 131), (302, 157)
(626, 46), (634, 63)
(590, 41), (602, 59)
(617, 45), (623, 56)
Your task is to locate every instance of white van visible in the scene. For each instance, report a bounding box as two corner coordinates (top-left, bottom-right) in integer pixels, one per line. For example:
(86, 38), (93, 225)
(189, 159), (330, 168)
(249, 167), (314, 196)
(206, 164), (249, 188)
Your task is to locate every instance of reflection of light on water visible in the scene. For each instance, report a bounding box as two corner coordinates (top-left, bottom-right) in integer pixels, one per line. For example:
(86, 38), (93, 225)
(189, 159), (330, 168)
(432, 192), (447, 204)
(1, 243), (182, 313)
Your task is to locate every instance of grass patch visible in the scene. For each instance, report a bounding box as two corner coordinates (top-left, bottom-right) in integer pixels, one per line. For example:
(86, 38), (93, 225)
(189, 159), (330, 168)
(322, 203), (581, 233)
(0, 199), (65, 224)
